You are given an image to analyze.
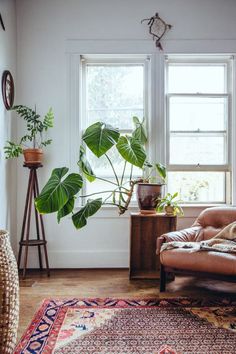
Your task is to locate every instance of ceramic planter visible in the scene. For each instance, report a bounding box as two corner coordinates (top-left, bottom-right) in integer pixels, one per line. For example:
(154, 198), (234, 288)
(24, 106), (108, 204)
(136, 183), (165, 214)
(23, 148), (43, 164)
(164, 205), (175, 216)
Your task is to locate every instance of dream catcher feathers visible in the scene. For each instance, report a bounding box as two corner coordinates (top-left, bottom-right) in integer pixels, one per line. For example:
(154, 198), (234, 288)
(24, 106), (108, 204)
(141, 12), (172, 50)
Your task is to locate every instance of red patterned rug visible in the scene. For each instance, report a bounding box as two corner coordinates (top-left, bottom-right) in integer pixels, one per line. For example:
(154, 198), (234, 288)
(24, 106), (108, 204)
(15, 298), (236, 353)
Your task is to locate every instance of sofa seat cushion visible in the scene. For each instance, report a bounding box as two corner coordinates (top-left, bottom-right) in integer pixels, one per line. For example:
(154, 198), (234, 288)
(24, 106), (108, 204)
(160, 248), (236, 276)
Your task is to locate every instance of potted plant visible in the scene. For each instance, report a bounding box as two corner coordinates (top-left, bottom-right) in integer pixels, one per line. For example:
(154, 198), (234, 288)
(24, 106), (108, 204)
(156, 192), (184, 216)
(136, 162), (166, 214)
(4, 105), (54, 164)
(131, 116), (166, 214)
(35, 117), (165, 229)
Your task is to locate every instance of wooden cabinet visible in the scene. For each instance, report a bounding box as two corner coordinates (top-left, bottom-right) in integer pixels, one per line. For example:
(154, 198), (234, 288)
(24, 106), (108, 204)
(129, 213), (176, 279)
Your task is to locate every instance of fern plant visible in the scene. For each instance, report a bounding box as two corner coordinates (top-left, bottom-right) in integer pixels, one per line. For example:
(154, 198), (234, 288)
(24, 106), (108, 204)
(4, 105), (54, 159)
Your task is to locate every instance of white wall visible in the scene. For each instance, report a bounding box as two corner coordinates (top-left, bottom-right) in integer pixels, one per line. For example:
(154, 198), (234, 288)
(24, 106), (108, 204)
(15, 0), (236, 268)
(0, 0), (17, 251)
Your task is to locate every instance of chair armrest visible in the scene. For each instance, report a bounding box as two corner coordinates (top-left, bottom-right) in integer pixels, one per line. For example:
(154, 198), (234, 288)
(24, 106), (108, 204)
(156, 226), (202, 255)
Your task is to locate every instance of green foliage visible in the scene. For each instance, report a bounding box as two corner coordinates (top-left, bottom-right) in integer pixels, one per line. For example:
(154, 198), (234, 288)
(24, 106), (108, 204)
(41, 139), (52, 147)
(116, 136), (146, 168)
(82, 122), (120, 158)
(155, 163), (166, 183)
(35, 116), (167, 230)
(4, 105), (54, 159)
(57, 197), (75, 223)
(157, 192), (184, 216)
(77, 146), (96, 182)
(132, 116), (147, 145)
(43, 107), (54, 129)
(35, 167), (83, 214)
(4, 142), (23, 159)
(72, 198), (102, 229)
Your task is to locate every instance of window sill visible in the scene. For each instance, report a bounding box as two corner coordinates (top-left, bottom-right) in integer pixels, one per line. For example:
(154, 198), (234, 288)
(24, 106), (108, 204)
(180, 203), (229, 208)
(72, 203), (232, 219)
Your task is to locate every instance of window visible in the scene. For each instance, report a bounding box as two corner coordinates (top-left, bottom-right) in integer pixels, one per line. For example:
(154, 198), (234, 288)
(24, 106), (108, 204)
(166, 57), (232, 203)
(81, 56), (147, 200)
(79, 54), (233, 206)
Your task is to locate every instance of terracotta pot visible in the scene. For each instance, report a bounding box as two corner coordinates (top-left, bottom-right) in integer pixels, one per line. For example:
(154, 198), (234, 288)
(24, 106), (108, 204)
(164, 205), (175, 216)
(23, 148), (43, 164)
(136, 183), (165, 214)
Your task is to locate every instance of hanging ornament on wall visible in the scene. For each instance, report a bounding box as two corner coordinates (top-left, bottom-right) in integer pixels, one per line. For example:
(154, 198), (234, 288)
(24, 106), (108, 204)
(141, 12), (172, 50)
(0, 13), (5, 31)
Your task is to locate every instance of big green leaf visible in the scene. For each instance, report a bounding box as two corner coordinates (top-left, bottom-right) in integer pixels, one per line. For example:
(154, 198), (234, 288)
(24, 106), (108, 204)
(57, 197), (75, 223)
(72, 198), (102, 229)
(116, 136), (146, 168)
(77, 146), (96, 182)
(155, 163), (166, 183)
(82, 122), (120, 157)
(35, 167), (83, 214)
(132, 116), (147, 145)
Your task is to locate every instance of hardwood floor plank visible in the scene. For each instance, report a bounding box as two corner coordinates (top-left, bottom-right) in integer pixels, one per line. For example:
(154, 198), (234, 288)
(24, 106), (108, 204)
(18, 269), (236, 340)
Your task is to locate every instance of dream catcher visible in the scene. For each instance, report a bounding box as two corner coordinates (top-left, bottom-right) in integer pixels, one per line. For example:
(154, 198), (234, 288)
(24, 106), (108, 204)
(141, 12), (172, 50)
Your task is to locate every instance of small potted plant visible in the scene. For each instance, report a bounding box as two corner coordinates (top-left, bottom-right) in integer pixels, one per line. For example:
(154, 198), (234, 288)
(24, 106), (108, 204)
(136, 162), (166, 214)
(156, 192), (184, 216)
(130, 116), (167, 214)
(4, 105), (54, 164)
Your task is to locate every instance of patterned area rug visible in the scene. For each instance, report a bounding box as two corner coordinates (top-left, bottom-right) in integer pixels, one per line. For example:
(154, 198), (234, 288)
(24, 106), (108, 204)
(15, 298), (236, 353)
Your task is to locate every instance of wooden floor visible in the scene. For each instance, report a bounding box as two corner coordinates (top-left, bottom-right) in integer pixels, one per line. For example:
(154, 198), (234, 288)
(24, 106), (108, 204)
(18, 269), (236, 339)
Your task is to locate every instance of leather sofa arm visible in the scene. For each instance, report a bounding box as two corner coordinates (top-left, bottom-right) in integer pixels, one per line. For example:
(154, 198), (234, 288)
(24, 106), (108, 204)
(156, 226), (202, 255)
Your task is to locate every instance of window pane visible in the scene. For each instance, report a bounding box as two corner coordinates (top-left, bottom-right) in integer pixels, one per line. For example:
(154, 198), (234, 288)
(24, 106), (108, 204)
(86, 65), (144, 129)
(85, 146), (142, 202)
(168, 172), (225, 203)
(86, 145), (142, 177)
(169, 96), (227, 131)
(85, 177), (138, 203)
(168, 65), (225, 93)
(85, 178), (119, 201)
(169, 135), (225, 165)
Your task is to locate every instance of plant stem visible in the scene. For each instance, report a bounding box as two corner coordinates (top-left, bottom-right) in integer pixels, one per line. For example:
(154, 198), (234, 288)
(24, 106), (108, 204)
(129, 164), (133, 185)
(105, 153), (120, 186)
(80, 190), (128, 198)
(95, 176), (118, 187)
(119, 161), (127, 205)
(33, 104), (36, 148)
(120, 161), (127, 186)
(103, 202), (125, 209)
(119, 179), (140, 215)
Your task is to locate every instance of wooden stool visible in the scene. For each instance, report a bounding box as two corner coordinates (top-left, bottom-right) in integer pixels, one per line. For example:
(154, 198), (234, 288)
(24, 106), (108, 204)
(18, 163), (50, 278)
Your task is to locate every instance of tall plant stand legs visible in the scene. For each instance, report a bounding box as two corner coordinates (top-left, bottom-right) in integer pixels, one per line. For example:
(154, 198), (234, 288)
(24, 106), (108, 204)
(18, 163), (50, 279)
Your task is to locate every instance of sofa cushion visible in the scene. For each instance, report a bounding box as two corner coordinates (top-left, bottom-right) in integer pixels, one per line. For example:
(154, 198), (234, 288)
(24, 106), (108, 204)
(160, 248), (236, 276)
(194, 207), (236, 232)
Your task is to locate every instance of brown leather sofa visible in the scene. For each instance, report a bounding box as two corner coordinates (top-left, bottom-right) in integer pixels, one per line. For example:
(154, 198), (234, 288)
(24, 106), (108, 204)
(156, 207), (236, 292)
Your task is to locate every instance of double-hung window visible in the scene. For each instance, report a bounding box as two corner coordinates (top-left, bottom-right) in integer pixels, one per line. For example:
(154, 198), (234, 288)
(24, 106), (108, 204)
(81, 56), (147, 200)
(166, 56), (232, 203)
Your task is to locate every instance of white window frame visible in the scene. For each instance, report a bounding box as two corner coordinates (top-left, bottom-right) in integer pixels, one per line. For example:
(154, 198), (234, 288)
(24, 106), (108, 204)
(66, 40), (236, 211)
(165, 55), (232, 204)
(80, 54), (151, 202)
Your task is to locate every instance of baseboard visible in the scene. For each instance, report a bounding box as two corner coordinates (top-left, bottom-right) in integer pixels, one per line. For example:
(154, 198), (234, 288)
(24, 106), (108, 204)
(26, 250), (129, 268)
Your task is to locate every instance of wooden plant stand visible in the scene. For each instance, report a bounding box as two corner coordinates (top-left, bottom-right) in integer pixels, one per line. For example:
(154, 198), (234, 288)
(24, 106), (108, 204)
(129, 213), (176, 280)
(18, 163), (50, 278)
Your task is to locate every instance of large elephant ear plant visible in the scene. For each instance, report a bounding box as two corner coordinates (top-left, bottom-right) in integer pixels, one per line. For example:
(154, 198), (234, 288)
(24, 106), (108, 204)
(35, 117), (163, 229)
